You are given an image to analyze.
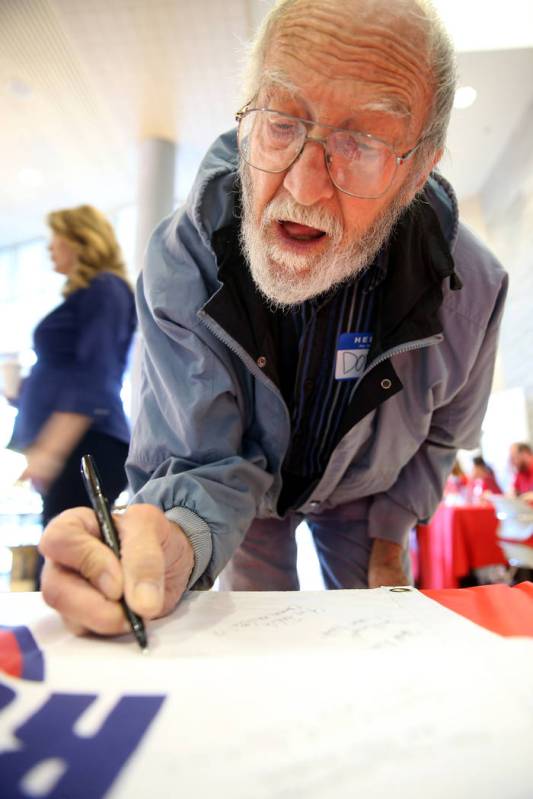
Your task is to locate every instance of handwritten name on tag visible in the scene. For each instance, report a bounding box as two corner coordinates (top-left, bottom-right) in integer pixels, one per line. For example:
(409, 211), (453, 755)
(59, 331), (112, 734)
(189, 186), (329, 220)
(335, 332), (372, 381)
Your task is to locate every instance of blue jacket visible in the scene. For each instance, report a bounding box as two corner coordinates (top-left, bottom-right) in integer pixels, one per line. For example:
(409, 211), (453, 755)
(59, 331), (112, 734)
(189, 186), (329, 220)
(10, 272), (136, 450)
(127, 130), (508, 590)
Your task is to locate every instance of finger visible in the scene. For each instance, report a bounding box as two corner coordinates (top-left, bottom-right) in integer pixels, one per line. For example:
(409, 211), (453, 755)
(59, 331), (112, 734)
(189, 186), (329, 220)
(41, 560), (130, 637)
(115, 505), (167, 619)
(39, 507), (124, 600)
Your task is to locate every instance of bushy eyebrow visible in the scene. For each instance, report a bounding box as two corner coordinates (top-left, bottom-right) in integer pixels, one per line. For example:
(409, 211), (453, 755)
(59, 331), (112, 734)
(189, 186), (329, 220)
(260, 68), (410, 120)
(260, 68), (300, 99)
(357, 98), (410, 118)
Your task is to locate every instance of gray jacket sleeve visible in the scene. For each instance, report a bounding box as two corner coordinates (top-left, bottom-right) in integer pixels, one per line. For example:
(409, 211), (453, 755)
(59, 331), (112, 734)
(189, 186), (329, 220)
(368, 234), (509, 546)
(126, 215), (273, 589)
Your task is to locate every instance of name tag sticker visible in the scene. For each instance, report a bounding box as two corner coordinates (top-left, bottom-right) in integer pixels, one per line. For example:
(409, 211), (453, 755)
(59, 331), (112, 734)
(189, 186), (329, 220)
(335, 332), (372, 381)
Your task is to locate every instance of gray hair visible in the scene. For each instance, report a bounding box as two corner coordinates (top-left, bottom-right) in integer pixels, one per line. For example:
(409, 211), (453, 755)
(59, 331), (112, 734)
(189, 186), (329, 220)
(241, 0), (457, 157)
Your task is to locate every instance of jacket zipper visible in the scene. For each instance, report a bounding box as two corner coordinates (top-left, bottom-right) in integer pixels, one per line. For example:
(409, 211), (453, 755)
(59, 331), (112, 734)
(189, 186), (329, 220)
(200, 307), (442, 424)
(197, 309), (290, 408)
(361, 334), (443, 383)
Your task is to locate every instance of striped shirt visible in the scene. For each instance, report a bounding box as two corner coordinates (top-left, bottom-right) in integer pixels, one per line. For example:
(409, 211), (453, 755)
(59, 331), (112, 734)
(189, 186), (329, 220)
(273, 256), (386, 512)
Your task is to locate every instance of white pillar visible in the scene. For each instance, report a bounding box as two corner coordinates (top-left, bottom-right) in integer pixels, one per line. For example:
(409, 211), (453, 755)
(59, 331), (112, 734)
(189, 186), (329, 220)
(130, 138), (176, 426)
(134, 137), (176, 274)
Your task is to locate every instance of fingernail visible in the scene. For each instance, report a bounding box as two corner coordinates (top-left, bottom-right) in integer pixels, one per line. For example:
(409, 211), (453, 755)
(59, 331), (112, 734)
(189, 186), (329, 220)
(97, 572), (116, 598)
(133, 581), (162, 612)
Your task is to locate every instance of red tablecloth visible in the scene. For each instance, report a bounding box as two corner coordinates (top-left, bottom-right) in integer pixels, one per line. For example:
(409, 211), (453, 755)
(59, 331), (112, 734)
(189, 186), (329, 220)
(417, 503), (506, 589)
(424, 581), (533, 637)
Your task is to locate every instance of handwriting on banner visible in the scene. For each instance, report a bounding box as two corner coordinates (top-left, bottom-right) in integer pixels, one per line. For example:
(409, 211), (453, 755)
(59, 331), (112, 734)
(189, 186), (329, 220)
(153, 591), (439, 659)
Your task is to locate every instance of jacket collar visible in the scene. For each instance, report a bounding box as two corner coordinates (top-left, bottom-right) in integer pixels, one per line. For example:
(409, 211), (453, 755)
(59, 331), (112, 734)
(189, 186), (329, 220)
(368, 185), (461, 361)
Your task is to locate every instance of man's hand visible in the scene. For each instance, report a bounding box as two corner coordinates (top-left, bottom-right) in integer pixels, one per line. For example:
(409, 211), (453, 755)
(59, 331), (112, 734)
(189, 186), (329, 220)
(39, 504), (194, 637)
(368, 538), (409, 588)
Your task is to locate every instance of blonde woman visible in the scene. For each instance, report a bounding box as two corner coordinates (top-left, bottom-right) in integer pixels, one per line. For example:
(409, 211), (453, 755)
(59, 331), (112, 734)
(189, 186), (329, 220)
(8, 205), (136, 551)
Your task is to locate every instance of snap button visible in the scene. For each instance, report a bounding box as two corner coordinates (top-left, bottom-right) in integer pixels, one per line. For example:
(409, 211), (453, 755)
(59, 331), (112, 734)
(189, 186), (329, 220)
(257, 355), (267, 368)
(381, 378), (392, 390)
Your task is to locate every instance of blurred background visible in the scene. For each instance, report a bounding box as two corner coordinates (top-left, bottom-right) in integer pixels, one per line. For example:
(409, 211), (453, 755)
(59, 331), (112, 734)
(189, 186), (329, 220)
(1, 0), (532, 589)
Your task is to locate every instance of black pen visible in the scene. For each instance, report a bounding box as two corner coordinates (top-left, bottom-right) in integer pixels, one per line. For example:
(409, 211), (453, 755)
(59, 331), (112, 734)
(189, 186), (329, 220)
(80, 454), (148, 652)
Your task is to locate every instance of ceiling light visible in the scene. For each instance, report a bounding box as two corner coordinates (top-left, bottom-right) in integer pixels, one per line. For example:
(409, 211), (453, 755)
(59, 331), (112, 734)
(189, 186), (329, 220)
(454, 86), (478, 110)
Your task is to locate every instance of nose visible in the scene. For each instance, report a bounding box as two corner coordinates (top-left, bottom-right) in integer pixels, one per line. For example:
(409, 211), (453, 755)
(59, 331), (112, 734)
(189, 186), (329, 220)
(282, 139), (335, 206)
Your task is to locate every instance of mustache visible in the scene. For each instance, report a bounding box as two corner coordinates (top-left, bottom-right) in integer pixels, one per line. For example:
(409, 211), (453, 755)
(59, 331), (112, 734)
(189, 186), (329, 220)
(261, 196), (344, 243)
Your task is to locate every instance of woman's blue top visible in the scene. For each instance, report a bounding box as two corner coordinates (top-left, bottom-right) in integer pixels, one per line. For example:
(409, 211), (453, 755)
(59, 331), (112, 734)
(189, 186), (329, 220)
(9, 272), (136, 451)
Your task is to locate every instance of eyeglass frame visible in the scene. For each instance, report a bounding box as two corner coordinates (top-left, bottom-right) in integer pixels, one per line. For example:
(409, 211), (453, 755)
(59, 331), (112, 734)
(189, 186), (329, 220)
(235, 104), (425, 200)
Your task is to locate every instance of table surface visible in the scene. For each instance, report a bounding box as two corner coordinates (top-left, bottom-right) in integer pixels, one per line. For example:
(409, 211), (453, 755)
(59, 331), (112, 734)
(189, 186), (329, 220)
(1, 586), (533, 799)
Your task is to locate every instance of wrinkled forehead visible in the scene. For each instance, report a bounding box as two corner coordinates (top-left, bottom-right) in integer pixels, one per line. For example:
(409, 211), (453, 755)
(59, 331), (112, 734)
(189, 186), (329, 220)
(260, 67), (411, 120)
(262, 0), (433, 133)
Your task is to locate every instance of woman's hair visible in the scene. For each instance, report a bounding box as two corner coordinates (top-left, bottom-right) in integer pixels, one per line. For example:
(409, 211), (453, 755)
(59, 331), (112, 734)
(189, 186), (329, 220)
(47, 204), (130, 297)
(450, 459), (466, 478)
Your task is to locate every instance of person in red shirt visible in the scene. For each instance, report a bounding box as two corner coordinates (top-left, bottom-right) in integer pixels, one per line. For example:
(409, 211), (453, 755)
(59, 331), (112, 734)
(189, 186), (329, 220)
(509, 442), (533, 496)
(470, 455), (502, 496)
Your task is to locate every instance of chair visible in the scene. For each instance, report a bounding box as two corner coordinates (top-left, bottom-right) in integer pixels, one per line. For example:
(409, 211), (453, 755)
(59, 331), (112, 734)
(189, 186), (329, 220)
(489, 495), (533, 582)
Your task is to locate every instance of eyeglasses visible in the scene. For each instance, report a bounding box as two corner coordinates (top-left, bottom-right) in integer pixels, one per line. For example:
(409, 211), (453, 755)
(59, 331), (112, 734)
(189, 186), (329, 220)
(235, 106), (423, 200)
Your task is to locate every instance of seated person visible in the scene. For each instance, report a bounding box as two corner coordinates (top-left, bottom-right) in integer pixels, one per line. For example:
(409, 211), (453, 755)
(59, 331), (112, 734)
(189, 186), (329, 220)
(470, 455), (502, 495)
(509, 443), (533, 497)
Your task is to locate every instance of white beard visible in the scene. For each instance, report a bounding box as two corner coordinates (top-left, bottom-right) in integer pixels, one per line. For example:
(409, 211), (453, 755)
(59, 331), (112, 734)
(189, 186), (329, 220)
(239, 164), (417, 308)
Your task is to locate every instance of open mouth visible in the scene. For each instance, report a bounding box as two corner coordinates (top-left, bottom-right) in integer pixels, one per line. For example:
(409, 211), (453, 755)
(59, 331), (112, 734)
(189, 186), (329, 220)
(278, 220), (327, 243)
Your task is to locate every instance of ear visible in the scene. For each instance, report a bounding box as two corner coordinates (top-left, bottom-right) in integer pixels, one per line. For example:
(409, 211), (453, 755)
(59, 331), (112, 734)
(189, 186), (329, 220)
(413, 146), (444, 192)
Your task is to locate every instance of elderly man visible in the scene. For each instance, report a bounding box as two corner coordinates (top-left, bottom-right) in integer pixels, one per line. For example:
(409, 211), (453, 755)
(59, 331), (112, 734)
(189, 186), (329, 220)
(40, 0), (507, 636)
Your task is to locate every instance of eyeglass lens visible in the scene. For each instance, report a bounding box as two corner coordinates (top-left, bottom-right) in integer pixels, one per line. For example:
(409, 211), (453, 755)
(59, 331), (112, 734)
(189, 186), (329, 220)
(238, 109), (398, 198)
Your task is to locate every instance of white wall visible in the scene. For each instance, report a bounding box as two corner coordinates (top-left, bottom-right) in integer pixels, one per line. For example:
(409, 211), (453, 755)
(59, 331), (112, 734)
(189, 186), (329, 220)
(458, 101), (533, 473)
